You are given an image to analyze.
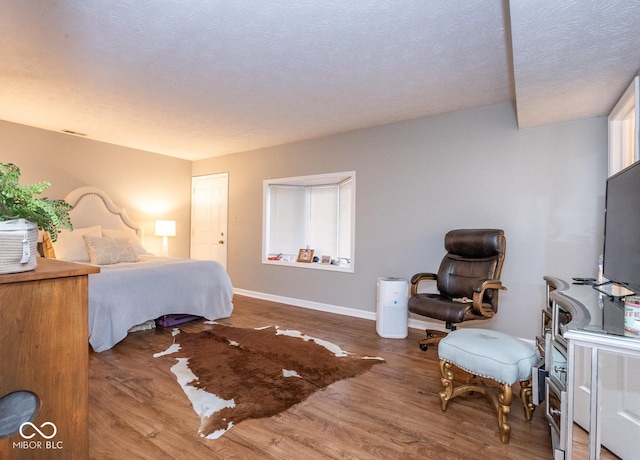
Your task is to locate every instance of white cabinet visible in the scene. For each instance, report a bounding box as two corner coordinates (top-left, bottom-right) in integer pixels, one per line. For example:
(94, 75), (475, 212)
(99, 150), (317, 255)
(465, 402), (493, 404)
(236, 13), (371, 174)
(542, 276), (640, 459)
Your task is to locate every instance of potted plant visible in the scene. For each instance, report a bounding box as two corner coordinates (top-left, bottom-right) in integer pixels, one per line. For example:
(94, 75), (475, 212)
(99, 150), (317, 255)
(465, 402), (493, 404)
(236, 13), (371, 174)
(0, 162), (72, 273)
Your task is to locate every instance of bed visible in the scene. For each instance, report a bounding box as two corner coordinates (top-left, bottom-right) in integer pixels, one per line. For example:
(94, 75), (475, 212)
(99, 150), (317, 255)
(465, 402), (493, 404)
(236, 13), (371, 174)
(42, 186), (234, 352)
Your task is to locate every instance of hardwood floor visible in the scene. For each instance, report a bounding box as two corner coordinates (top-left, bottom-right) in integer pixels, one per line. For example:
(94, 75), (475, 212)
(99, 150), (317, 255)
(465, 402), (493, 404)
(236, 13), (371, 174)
(89, 295), (554, 459)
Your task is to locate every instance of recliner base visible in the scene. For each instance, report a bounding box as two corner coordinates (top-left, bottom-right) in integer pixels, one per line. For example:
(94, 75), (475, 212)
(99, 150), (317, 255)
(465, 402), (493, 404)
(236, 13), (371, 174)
(419, 322), (456, 350)
(418, 329), (449, 350)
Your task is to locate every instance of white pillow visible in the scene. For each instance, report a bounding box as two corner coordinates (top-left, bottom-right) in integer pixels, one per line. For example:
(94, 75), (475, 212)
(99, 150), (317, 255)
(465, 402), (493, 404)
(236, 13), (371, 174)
(102, 228), (148, 255)
(82, 235), (139, 265)
(51, 226), (102, 262)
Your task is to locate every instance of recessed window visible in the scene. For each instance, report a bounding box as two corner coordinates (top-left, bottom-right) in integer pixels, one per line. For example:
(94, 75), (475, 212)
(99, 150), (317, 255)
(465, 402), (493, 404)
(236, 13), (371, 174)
(263, 171), (355, 272)
(609, 73), (639, 176)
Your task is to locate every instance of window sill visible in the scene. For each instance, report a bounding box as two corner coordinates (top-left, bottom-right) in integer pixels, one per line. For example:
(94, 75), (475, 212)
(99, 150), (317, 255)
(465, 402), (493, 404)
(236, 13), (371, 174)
(262, 259), (353, 273)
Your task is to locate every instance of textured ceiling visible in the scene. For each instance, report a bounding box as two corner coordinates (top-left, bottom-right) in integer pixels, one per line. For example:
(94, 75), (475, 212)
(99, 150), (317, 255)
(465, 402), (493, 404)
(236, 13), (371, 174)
(510, 0), (640, 128)
(1, 1), (639, 161)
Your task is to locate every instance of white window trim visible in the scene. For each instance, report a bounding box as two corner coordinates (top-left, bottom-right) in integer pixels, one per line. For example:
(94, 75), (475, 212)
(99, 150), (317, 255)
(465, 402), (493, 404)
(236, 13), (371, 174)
(262, 171), (355, 273)
(609, 74), (640, 176)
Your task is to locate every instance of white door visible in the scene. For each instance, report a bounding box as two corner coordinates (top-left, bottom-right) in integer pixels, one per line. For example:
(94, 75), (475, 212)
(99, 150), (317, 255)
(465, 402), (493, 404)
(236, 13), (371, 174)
(574, 347), (640, 458)
(191, 173), (228, 269)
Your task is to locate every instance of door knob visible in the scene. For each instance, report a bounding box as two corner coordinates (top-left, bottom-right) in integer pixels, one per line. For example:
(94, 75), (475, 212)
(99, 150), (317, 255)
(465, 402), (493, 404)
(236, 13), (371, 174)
(218, 240), (224, 244)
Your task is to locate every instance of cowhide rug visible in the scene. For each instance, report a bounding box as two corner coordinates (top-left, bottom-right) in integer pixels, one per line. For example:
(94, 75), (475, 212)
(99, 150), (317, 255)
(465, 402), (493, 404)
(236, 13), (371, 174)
(153, 323), (384, 439)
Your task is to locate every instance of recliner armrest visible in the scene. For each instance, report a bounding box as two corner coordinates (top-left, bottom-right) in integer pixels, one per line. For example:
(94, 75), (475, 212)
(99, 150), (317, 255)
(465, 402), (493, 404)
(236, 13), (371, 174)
(410, 272), (438, 296)
(471, 279), (507, 316)
(473, 279), (505, 293)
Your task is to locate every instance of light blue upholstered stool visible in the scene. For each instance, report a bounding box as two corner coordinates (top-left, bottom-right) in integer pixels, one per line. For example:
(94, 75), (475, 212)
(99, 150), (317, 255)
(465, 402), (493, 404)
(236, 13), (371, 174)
(438, 328), (540, 443)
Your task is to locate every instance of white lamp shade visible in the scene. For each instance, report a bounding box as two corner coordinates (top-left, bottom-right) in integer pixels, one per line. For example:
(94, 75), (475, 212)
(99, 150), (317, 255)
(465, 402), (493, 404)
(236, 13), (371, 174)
(155, 220), (176, 237)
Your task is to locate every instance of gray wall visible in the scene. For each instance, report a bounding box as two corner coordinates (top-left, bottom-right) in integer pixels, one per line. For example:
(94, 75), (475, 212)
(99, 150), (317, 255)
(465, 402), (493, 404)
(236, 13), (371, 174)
(0, 101), (608, 342)
(193, 102), (608, 341)
(1, 120), (193, 257)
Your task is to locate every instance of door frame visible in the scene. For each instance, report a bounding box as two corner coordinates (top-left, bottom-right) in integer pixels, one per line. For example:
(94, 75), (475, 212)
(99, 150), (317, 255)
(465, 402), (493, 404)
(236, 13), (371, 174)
(190, 172), (229, 269)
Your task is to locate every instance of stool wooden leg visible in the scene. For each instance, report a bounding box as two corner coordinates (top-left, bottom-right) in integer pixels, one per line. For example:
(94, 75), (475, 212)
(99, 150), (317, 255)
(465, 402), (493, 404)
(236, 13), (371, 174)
(439, 359), (454, 411)
(438, 359), (531, 444)
(519, 379), (535, 421)
(498, 383), (512, 444)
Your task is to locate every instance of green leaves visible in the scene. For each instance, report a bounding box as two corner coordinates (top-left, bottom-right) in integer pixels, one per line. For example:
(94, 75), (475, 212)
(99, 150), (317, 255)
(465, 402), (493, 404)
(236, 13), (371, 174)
(0, 163), (73, 242)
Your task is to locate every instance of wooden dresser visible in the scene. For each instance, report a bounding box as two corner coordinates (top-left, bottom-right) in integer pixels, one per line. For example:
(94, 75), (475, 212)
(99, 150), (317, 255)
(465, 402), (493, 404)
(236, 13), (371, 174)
(0, 258), (99, 459)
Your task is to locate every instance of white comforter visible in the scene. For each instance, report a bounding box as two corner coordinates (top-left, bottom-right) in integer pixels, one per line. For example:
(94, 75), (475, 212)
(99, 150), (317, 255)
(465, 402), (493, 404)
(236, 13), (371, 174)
(88, 255), (233, 352)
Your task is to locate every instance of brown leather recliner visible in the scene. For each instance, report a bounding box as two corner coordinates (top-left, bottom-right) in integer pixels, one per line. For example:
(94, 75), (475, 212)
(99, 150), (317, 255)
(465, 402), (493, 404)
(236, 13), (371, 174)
(408, 229), (507, 350)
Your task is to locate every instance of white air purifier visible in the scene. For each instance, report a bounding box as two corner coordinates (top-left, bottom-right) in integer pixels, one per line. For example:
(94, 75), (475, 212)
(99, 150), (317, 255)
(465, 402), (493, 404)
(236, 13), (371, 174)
(376, 277), (409, 338)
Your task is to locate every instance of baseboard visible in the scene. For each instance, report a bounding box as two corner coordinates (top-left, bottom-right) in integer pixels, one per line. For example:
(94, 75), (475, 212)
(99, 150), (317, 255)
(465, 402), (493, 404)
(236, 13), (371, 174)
(232, 288), (444, 332)
(232, 288), (535, 346)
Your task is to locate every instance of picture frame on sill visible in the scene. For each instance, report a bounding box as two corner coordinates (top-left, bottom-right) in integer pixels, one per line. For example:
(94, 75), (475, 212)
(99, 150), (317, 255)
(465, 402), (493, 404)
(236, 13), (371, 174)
(297, 248), (314, 263)
(320, 255), (331, 264)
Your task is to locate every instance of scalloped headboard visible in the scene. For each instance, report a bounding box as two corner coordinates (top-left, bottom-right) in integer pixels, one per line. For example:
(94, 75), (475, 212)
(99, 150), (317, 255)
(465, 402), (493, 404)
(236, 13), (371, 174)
(64, 186), (141, 236)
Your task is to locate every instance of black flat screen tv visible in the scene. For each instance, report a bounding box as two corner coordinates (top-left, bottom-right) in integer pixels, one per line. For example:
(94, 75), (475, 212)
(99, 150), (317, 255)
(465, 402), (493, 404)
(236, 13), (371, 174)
(602, 160), (640, 295)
